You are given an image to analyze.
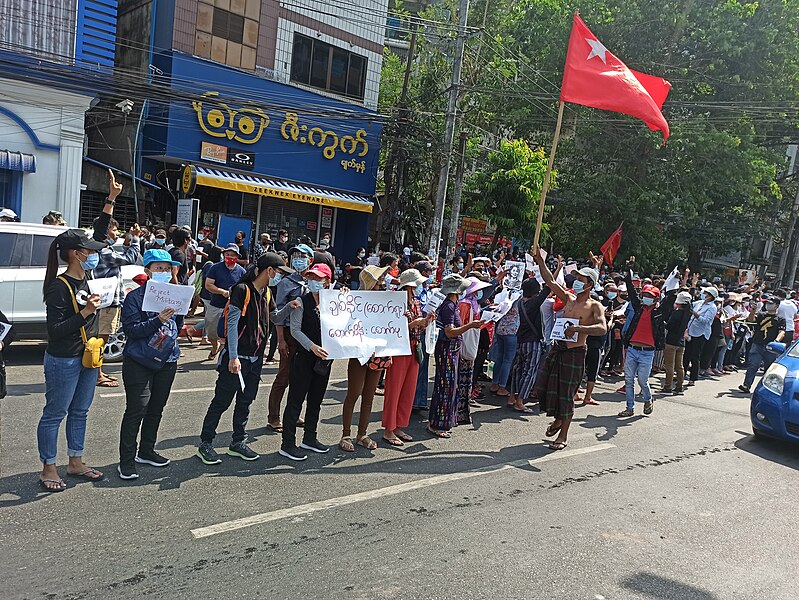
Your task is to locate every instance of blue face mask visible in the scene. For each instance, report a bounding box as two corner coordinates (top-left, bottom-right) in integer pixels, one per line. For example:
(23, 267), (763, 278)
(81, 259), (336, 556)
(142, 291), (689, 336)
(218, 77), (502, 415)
(320, 243), (329, 250)
(607, 292), (617, 300)
(292, 258), (309, 272)
(269, 273), (282, 286)
(79, 252), (99, 271)
(155, 238), (165, 245)
(151, 271), (172, 283)
(198, 234), (205, 241)
(415, 284), (424, 297)
(358, 252), (365, 258)
(642, 297), (656, 306)
(308, 280), (325, 293)
(572, 280), (586, 293)
(106, 238), (115, 246)
(476, 290), (483, 301)
(457, 263), (464, 270)
(426, 276), (434, 285)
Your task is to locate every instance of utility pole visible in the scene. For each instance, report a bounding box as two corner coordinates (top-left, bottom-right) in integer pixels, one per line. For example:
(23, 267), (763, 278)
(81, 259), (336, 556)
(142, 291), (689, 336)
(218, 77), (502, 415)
(376, 30), (416, 253)
(446, 131), (469, 256)
(428, 0), (470, 260)
(777, 144), (798, 284)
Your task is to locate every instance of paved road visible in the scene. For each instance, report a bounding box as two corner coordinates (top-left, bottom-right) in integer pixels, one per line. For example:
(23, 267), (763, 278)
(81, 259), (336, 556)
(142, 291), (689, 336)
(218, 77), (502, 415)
(1, 340), (797, 600)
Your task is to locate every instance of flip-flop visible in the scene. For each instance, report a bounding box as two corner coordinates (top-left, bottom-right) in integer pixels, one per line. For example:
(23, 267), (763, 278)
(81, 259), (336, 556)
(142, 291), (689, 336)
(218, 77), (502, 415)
(545, 423), (562, 437)
(104, 375), (119, 382)
(427, 427), (452, 439)
(511, 406), (534, 413)
(582, 399), (600, 406)
(548, 441), (568, 451)
(382, 436), (405, 447)
(394, 432), (414, 442)
(39, 478), (66, 492)
(267, 422), (284, 433)
(96, 379), (119, 388)
(67, 467), (104, 481)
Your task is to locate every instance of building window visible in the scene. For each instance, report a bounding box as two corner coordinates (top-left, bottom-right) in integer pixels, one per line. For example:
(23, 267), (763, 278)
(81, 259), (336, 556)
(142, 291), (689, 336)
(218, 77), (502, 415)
(290, 33), (367, 101)
(195, 0), (259, 71)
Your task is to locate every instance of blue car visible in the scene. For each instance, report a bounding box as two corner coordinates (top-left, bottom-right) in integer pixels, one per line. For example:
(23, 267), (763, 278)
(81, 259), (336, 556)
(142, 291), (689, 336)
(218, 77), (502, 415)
(751, 341), (799, 443)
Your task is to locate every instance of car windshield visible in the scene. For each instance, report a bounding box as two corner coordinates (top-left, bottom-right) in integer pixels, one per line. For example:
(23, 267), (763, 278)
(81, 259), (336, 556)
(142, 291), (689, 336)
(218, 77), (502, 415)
(787, 343), (799, 358)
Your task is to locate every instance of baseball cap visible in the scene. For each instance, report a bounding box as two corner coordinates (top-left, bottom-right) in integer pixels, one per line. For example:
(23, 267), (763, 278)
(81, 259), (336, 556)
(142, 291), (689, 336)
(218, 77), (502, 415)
(289, 243), (314, 258)
(675, 291), (693, 305)
(222, 243), (241, 256)
(415, 260), (434, 274)
(142, 249), (181, 267)
(55, 229), (106, 251)
(642, 284), (660, 297)
(577, 267), (599, 287)
(306, 263), (332, 279)
(0, 208), (18, 220)
(256, 251), (293, 274)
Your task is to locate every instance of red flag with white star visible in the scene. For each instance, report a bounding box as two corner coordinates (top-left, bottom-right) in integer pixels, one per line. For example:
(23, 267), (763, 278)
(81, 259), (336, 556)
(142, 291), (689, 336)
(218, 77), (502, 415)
(560, 14), (671, 142)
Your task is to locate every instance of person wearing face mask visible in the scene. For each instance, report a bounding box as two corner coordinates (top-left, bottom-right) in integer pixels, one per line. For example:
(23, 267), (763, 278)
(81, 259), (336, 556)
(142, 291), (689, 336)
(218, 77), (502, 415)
(234, 230), (249, 265)
(663, 291), (693, 395)
(196, 253), (293, 464)
(279, 263), (335, 460)
(412, 261), (437, 410)
(116, 250), (184, 480)
(349, 248), (367, 290)
(38, 229), (107, 491)
(146, 228), (168, 250)
(456, 277), (492, 425)
(684, 285), (720, 385)
(382, 269), (435, 446)
(91, 171), (140, 388)
(617, 257), (665, 417)
(268, 243), (315, 431)
(738, 294), (785, 394)
(273, 229), (290, 253)
(204, 244), (247, 361)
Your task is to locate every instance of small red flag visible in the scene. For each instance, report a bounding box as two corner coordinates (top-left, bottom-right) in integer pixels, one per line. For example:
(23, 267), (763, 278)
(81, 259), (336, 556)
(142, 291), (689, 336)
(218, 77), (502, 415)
(560, 14), (671, 142)
(600, 224), (623, 265)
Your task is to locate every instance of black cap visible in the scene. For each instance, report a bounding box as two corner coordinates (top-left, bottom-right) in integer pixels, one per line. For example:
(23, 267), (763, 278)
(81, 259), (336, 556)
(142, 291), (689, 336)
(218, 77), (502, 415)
(313, 251), (335, 272)
(256, 252), (294, 274)
(56, 229), (106, 251)
(415, 260), (434, 274)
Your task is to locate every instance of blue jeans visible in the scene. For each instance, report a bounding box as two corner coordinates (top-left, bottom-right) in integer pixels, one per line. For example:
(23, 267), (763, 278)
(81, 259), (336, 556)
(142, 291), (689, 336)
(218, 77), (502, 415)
(743, 343), (775, 389)
(624, 347), (654, 411)
(491, 334), (518, 389)
(38, 353), (99, 464)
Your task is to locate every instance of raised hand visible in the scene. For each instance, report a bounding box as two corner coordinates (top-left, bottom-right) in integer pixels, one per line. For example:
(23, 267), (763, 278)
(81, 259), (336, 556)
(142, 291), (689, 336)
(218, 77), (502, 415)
(108, 169), (123, 200)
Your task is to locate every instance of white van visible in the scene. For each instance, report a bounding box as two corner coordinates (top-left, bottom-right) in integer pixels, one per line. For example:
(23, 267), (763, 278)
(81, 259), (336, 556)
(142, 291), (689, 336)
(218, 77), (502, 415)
(0, 222), (145, 361)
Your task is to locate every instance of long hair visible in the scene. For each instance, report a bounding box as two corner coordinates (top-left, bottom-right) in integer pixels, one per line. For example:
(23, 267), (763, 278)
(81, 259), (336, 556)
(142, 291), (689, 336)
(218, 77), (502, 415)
(43, 239), (70, 300)
(239, 263), (259, 284)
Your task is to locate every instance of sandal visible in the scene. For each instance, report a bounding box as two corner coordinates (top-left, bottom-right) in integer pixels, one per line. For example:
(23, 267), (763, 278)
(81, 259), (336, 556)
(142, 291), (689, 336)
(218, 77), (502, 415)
(548, 441), (568, 451)
(339, 436), (355, 452)
(208, 351), (219, 361)
(96, 378), (119, 388)
(267, 422), (283, 433)
(103, 374), (119, 382)
(39, 478), (66, 492)
(394, 431), (413, 442)
(545, 422), (562, 437)
(511, 405), (534, 413)
(427, 426), (452, 439)
(67, 467), (104, 481)
(357, 435), (378, 450)
(382, 436), (404, 447)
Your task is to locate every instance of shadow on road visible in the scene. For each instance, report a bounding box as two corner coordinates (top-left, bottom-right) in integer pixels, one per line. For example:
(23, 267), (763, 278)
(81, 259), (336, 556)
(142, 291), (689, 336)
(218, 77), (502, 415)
(734, 431), (799, 471)
(575, 414), (645, 441)
(621, 572), (718, 599)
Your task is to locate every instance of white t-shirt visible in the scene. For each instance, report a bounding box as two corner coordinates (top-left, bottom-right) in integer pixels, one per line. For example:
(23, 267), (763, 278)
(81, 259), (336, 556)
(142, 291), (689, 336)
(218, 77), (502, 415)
(778, 300), (797, 332)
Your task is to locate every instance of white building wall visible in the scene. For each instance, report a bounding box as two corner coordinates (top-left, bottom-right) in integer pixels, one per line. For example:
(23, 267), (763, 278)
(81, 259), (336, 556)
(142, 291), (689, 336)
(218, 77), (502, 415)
(0, 77), (93, 226)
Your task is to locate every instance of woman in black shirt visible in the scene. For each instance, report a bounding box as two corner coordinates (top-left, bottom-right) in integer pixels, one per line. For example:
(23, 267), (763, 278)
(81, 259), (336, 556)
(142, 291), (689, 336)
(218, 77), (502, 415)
(38, 229), (106, 491)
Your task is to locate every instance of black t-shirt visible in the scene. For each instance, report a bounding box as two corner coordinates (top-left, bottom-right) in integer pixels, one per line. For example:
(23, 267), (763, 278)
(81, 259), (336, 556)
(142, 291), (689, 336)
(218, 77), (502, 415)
(237, 243), (249, 262)
(169, 248), (188, 284)
(273, 240), (289, 254)
(751, 313), (785, 345)
(229, 282), (270, 357)
(198, 240), (214, 265)
(45, 274), (98, 358)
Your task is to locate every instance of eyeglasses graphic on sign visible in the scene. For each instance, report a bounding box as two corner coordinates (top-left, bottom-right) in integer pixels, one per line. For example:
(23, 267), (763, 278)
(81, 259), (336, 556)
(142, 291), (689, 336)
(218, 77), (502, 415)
(192, 92), (269, 145)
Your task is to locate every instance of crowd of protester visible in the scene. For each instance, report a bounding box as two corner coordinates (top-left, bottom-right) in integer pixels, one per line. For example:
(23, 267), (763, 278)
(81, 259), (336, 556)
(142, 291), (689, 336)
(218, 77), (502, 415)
(1, 176), (793, 490)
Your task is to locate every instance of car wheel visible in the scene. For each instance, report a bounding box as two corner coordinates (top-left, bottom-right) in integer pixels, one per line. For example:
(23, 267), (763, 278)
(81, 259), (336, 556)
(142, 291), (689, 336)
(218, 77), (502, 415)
(104, 327), (126, 363)
(752, 427), (765, 441)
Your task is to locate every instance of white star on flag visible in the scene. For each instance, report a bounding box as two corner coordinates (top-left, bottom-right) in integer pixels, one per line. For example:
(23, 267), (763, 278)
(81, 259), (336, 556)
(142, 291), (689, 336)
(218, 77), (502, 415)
(586, 38), (608, 63)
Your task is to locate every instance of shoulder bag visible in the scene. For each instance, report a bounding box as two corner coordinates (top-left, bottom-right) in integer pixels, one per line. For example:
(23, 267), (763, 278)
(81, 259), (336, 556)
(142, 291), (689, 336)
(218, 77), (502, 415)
(58, 276), (105, 369)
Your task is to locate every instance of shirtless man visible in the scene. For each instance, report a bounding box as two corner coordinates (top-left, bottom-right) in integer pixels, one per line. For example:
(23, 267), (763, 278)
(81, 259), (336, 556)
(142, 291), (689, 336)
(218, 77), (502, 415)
(532, 246), (607, 450)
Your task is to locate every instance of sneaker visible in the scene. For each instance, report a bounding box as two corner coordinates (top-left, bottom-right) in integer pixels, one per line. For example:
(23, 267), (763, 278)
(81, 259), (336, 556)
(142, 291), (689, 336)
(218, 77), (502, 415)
(227, 442), (260, 461)
(660, 386), (673, 394)
(617, 408), (634, 417)
(300, 439), (329, 454)
(195, 442), (223, 465)
(643, 401), (654, 415)
(117, 463), (139, 480)
(673, 386), (683, 395)
(738, 385), (750, 394)
(279, 445), (307, 461)
(135, 450), (170, 467)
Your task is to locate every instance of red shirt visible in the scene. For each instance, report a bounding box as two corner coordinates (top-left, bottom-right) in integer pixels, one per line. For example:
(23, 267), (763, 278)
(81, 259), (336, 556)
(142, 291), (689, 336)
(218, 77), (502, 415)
(630, 306), (655, 347)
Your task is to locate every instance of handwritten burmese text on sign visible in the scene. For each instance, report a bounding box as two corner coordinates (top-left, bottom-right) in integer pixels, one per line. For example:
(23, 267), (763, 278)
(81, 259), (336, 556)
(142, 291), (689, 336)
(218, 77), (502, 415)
(88, 277), (118, 309)
(319, 290), (411, 360)
(141, 281), (196, 316)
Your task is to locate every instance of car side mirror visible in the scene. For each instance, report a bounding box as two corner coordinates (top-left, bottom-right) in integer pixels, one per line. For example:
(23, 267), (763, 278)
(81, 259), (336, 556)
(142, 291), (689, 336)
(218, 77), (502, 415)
(767, 342), (786, 355)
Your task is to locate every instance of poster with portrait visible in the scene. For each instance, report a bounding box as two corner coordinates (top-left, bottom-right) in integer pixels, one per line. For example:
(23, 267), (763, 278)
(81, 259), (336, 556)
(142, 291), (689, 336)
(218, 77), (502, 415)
(503, 261), (525, 290)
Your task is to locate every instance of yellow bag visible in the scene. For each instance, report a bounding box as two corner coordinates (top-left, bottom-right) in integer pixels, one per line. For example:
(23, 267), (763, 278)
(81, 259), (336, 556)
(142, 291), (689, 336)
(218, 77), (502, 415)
(58, 276), (105, 369)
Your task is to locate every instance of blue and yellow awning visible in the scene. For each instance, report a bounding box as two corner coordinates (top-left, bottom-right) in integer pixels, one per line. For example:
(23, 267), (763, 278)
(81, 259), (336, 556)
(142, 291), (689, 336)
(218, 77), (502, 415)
(193, 166), (374, 213)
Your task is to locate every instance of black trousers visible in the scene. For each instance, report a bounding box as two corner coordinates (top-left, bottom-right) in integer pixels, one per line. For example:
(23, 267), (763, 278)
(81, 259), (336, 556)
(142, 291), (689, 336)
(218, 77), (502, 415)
(472, 328), (491, 385)
(684, 336), (705, 382)
(266, 321), (277, 360)
(700, 336), (719, 370)
(120, 359), (177, 465)
(200, 351), (263, 445)
(282, 349), (330, 449)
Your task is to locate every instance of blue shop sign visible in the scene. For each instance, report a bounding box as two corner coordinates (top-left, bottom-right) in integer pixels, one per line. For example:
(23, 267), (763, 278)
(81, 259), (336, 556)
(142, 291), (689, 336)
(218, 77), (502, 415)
(145, 51), (381, 197)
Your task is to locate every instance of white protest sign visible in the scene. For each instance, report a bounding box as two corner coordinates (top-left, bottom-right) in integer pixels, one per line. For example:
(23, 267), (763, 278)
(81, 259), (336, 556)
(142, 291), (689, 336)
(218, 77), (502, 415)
(424, 289), (447, 313)
(531, 265), (544, 284)
(141, 280), (195, 315)
(0, 321), (11, 343)
(88, 277), (118, 309)
(564, 263), (578, 275)
(319, 289), (411, 360)
(504, 261), (525, 290)
(550, 317), (579, 342)
(367, 256), (380, 266)
(525, 253), (535, 273)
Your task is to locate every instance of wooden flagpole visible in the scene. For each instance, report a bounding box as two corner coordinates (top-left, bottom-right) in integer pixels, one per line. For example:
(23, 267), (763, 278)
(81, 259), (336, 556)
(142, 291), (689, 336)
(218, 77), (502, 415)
(533, 100), (566, 249)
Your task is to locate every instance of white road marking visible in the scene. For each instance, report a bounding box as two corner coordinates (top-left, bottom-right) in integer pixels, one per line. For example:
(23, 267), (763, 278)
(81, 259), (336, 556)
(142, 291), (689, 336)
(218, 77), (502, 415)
(100, 386), (216, 399)
(190, 443), (615, 539)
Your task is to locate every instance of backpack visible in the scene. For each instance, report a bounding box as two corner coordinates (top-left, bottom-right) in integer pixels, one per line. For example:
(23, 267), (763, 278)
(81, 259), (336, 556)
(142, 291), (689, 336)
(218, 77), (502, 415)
(217, 285), (251, 341)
